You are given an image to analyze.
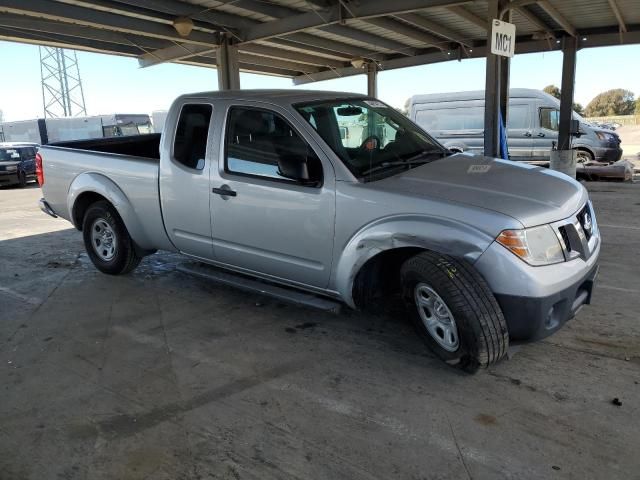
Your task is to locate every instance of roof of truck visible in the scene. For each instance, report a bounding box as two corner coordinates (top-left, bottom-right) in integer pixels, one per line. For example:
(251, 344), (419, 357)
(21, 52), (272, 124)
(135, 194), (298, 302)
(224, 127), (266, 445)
(177, 89), (369, 105)
(409, 88), (556, 105)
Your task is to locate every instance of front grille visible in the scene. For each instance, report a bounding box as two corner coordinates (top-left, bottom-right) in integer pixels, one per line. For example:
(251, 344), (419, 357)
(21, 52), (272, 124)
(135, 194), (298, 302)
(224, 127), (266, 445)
(558, 226), (571, 252)
(577, 204), (594, 241)
(551, 202), (599, 261)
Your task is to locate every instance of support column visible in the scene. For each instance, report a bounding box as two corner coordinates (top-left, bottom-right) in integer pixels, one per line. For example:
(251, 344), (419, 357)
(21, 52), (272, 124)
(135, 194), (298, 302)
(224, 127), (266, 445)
(498, 9), (512, 159)
(483, 0), (501, 158)
(217, 34), (240, 91)
(551, 35), (578, 177)
(366, 62), (378, 97)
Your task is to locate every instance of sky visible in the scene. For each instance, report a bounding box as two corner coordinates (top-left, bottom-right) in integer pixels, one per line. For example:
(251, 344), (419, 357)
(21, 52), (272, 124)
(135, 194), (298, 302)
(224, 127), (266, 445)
(1, 40), (639, 122)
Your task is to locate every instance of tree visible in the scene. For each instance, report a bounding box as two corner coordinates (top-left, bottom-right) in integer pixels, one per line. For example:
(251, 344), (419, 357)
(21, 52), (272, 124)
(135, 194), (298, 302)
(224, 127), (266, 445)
(543, 85), (584, 115)
(585, 89), (635, 117)
(573, 103), (584, 116)
(636, 98), (640, 114)
(543, 85), (561, 99)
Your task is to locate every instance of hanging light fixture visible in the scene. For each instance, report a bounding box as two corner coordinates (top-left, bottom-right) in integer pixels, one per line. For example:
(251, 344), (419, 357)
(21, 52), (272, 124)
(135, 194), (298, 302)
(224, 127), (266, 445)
(173, 16), (194, 37)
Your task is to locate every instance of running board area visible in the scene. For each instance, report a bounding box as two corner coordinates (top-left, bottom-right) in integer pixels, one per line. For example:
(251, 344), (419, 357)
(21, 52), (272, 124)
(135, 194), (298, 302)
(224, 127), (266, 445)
(176, 262), (342, 314)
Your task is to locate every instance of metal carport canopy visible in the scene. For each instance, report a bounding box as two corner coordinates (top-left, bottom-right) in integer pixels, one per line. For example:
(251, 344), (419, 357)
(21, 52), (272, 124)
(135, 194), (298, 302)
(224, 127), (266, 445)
(1, 0), (639, 163)
(0, 0), (638, 81)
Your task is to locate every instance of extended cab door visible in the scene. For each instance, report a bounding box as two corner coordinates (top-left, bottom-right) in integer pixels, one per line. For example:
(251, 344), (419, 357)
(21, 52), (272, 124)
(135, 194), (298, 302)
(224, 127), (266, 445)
(159, 101), (215, 259)
(209, 103), (336, 288)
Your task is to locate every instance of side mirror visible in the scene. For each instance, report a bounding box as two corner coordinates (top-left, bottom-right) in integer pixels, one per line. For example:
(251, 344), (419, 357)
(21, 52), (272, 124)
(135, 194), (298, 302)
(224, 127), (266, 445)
(277, 155), (319, 186)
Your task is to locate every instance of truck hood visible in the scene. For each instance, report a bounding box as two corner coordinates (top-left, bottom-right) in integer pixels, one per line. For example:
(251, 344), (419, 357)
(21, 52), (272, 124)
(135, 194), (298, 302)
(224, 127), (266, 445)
(374, 153), (587, 227)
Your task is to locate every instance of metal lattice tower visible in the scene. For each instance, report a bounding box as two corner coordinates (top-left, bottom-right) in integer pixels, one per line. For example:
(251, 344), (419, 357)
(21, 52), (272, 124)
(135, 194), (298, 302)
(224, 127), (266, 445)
(39, 46), (87, 118)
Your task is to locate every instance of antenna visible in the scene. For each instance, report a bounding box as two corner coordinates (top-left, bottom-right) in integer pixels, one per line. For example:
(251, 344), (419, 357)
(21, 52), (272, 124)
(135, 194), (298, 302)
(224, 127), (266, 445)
(39, 46), (87, 118)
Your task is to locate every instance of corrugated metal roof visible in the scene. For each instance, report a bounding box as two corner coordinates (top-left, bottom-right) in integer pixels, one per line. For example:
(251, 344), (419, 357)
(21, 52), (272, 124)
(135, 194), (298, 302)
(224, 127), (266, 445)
(0, 0), (637, 80)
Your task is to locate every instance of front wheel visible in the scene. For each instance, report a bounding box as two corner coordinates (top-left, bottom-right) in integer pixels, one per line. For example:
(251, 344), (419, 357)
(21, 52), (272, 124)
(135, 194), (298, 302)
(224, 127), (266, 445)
(82, 201), (142, 275)
(575, 149), (593, 164)
(401, 251), (509, 373)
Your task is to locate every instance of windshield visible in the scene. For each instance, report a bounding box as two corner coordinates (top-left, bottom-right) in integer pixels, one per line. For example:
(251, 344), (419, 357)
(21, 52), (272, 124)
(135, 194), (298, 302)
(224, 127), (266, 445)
(295, 98), (446, 180)
(0, 148), (20, 162)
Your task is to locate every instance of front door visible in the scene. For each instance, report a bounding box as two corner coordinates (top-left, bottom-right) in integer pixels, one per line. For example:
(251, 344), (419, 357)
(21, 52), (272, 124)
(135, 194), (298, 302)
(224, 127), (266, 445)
(159, 101), (215, 259)
(210, 104), (335, 288)
(531, 106), (559, 161)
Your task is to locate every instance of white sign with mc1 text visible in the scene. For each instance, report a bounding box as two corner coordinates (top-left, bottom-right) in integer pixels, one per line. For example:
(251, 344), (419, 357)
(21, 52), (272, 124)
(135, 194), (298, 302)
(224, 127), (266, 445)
(490, 19), (516, 58)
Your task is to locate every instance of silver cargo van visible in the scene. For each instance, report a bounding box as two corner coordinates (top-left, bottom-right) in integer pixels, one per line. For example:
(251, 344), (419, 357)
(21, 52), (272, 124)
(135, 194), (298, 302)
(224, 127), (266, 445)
(408, 88), (622, 164)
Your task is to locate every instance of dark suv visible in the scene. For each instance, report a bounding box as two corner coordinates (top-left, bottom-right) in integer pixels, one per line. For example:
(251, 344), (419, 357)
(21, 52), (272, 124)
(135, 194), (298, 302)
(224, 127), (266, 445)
(0, 143), (38, 187)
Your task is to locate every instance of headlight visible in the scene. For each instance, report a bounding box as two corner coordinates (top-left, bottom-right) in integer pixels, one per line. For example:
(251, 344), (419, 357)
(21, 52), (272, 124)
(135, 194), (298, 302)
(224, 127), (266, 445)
(595, 131), (615, 141)
(5, 165), (17, 172)
(496, 225), (565, 266)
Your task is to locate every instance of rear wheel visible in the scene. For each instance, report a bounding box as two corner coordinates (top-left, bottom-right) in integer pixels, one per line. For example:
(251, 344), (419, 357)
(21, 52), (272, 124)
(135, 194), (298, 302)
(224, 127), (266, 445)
(400, 251), (508, 373)
(82, 201), (141, 275)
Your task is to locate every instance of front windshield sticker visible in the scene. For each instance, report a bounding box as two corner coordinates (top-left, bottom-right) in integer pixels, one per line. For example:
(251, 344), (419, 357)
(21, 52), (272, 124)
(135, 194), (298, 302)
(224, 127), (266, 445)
(363, 100), (387, 108)
(467, 165), (491, 173)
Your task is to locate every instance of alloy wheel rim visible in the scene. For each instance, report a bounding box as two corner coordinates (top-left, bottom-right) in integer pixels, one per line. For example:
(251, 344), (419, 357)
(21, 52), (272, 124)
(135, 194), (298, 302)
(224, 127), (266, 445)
(90, 218), (117, 261)
(414, 283), (459, 352)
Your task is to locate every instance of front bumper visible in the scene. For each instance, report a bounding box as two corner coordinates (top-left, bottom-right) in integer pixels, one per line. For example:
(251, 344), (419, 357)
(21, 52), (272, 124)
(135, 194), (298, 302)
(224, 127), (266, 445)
(593, 146), (622, 163)
(475, 202), (600, 342)
(495, 263), (598, 341)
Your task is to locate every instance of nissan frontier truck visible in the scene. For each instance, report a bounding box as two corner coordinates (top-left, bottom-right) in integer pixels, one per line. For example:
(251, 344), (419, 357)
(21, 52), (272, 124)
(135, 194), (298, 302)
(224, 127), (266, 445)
(37, 90), (600, 372)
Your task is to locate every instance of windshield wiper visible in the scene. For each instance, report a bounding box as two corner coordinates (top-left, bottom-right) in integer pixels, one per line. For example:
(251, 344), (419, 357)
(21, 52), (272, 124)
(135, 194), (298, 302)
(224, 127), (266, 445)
(361, 159), (430, 177)
(360, 150), (445, 177)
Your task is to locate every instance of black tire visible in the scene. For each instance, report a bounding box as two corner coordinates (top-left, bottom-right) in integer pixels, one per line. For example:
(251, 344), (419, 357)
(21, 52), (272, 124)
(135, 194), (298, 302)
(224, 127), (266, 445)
(400, 251), (508, 373)
(17, 171), (27, 188)
(575, 149), (593, 164)
(82, 200), (142, 275)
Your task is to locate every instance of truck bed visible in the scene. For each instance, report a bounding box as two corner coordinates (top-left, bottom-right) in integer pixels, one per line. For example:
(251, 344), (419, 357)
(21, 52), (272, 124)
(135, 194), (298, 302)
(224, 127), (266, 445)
(39, 133), (172, 251)
(50, 133), (161, 159)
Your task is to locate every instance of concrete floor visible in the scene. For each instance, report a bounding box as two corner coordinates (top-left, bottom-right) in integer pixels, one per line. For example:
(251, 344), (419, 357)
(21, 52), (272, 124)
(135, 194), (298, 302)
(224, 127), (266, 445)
(1, 182), (639, 480)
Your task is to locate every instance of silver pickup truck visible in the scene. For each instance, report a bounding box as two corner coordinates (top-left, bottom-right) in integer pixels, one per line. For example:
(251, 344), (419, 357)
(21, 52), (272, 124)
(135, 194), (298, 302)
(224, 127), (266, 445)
(38, 90), (600, 372)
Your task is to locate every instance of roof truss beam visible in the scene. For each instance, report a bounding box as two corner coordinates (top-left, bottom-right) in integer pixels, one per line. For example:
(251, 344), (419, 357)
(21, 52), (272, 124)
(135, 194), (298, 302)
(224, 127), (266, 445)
(446, 5), (487, 30)
(107, 0), (392, 62)
(607, 0), (627, 33)
(537, 0), (577, 37)
(363, 17), (448, 50)
(0, 0), (221, 45)
(395, 13), (472, 46)
(240, 0), (471, 42)
(513, 6), (555, 39)
(0, 12), (170, 50)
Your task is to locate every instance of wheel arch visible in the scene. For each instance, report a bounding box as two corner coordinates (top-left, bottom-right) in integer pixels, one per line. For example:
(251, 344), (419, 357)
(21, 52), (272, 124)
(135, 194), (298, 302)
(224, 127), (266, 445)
(334, 215), (495, 308)
(68, 173), (154, 250)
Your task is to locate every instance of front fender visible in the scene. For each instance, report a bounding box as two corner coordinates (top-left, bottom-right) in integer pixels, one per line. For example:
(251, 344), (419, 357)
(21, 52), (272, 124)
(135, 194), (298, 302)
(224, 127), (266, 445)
(67, 172), (154, 250)
(333, 215), (495, 308)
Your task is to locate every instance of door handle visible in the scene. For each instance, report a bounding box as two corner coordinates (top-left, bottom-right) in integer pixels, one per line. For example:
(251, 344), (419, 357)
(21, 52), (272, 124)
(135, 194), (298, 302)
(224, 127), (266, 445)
(537, 132), (546, 137)
(212, 186), (237, 197)
(524, 132), (532, 137)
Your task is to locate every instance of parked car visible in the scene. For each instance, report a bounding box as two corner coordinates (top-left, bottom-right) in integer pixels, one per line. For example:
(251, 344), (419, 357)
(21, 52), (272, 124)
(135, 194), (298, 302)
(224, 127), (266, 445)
(37, 91), (600, 373)
(408, 88), (623, 164)
(0, 142), (38, 187)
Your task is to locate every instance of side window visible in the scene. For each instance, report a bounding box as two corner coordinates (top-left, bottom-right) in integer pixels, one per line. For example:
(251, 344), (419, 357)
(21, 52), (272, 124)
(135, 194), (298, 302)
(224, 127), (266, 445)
(173, 104), (212, 170)
(540, 108), (560, 131)
(507, 105), (530, 129)
(415, 107), (484, 131)
(225, 107), (322, 185)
